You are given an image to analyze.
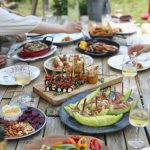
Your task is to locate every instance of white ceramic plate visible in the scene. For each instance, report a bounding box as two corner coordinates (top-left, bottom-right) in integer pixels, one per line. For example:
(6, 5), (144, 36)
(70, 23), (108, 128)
(0, 65), (40, 85)
(4, 106), (47, 140)
(108, 54), (150, 71)
(13, 45), (57, 62)
(44, 54), (94, 71)
(112, 23), (137, 35)
(45, 33), (83, 45)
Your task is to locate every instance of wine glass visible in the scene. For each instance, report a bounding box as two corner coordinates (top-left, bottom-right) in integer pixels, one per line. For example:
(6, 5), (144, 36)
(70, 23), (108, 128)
(101, 14), (112, 26)
(14, 62), (32, 103)
(122, 57), (137, 90)
(128, 104), (150, 148)
(113, 4), (124, 23)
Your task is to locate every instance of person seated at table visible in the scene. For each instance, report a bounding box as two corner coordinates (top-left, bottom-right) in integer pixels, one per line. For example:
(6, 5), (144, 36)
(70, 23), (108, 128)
(0, 7), (82, 35)
(0, 7), (82, 66)
(128, 44), (150, 56)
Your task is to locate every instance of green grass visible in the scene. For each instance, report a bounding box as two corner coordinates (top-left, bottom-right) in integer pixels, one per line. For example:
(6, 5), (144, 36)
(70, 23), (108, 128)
(110, 0), (148, 23)
(14, 0), (148, 24)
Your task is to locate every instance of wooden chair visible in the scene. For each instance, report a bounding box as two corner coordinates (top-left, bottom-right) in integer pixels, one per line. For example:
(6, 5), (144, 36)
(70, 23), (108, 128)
(31, 0), (49, 16)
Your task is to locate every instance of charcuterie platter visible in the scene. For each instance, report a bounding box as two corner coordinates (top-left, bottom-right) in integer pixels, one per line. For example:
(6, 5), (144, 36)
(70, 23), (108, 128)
(59, 88), (138, 134)
(33, 75), (123, 105)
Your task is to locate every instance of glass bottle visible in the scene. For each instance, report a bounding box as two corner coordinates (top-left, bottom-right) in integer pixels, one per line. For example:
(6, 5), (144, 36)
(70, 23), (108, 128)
(0, 127), (7, 150)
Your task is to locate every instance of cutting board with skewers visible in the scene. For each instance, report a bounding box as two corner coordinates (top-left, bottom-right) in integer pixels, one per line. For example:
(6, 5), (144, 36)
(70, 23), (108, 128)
(33, 75), (123, 105)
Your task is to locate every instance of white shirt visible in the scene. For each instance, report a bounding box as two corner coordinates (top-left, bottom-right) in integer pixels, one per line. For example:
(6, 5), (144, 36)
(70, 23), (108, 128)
(0, 8), (41, 35)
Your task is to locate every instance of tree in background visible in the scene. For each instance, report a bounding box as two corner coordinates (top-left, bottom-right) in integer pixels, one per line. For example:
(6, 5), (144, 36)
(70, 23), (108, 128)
(52, 0), (87, 16)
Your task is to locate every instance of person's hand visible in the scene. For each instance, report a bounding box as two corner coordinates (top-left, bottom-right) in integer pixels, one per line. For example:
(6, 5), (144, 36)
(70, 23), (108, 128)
(0, 55), (6, 66)
(128, 44), (150, 56)
(15, 34), (27, 42)
(63, 22), (82, 33)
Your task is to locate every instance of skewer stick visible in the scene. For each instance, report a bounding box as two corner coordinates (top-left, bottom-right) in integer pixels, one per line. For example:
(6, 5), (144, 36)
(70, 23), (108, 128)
(83, 56), (85, 75)
(114, 87), (116, 101)
(44, 67), (48, 75)
(73, 55), (75, 77)
(122, 82), (124, 95)
(82, 98), (87, 114)
(96, 97), (98, 108)
(75, 99), (81, 109)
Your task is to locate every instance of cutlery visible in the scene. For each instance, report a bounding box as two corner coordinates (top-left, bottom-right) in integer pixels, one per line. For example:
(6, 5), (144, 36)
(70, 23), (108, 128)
(81, 24), (91, 40)
(81, 30), (90, 40)
(7, 46), (23, 59)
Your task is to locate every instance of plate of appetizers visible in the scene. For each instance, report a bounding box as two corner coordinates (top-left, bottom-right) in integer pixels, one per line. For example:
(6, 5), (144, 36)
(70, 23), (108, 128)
(88, 22), (121, 39)
(0, 104), (46, 140)
(44, 54), (93, 72)
(13, 45), (57, 62)
(108, 54), (150, 71)
(76, 38), (119, 57)
(112, 22), (137, 35)
(0, 65), (40, 85)
(112, 14), (133, 23)
(12, 36), (56, 61)
(45, 33), (83, 45)
(24, 135), (108, 150)
(59, 88), (138, 134)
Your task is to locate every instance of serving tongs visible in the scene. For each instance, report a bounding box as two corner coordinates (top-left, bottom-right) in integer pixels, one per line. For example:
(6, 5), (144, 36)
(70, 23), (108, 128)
(81, 24), (91, 40)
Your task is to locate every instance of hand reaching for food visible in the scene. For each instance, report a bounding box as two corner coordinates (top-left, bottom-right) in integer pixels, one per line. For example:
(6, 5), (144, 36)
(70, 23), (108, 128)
(128, 44), (150, 56)
(15, 33), (27, 42)
(64, 22), (82, 33)
(0, 54), (6, 66)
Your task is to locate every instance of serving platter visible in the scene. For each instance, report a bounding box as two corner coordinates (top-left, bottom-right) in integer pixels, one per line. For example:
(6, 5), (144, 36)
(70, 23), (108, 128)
(0, 65), (40, 85)
(33, 75), (123, 105)
(59, 91), (131, 134)
(108, 54), (150, 71)
(0, 106), (47, 140)
(76, 38), (119, 57)
(43, 54), (93, 72)
(44, 33), (83, 45)
(13, 45), (57, 62)
(24, 135), (107, 150)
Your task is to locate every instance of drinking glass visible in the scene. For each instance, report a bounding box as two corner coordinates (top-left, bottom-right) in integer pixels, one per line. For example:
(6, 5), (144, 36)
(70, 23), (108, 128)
(101, 14), (112, 26)
(128, 104), (150, 148)
(114, 4), (124, 17)
(14, 62), (32, 103)
(113, 4), (124, 23)
(122, 57), (137, 89)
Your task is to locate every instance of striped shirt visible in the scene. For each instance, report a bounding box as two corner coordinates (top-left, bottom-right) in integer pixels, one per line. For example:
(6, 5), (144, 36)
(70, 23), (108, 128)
(0, 7), (41, 35)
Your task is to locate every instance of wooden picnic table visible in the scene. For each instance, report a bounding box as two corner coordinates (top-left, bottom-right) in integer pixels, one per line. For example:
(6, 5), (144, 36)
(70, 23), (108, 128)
(1, 16), (150, 150)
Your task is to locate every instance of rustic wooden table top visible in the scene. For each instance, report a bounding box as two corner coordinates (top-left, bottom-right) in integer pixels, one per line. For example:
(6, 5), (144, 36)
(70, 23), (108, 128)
(1, 16), (150, 150)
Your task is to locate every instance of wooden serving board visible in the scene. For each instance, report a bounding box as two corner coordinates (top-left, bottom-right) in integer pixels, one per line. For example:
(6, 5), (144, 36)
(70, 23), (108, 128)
(24, 135), (108, 150)
(33, 75), (123, 105)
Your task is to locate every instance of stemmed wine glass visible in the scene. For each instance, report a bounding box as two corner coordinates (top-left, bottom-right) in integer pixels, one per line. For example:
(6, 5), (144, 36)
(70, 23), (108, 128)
(14, 62), (32, 103)
(122, 57), (137, 90)
(128, 104), (150, 149)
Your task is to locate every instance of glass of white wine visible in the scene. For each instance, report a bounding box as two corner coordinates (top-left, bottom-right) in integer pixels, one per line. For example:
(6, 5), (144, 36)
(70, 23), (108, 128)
(122, 57), (137, 89)
(128, 104), (150, 148)
(14, 62), (32, 103)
